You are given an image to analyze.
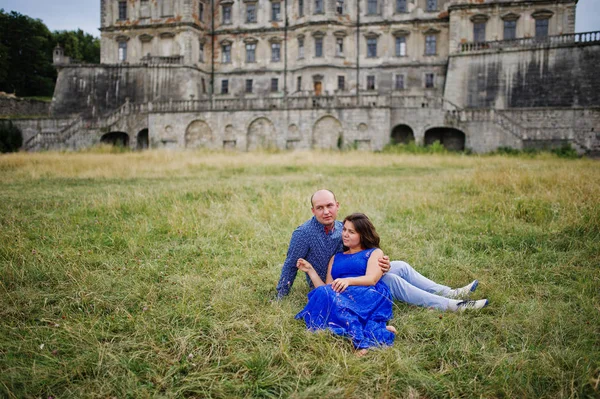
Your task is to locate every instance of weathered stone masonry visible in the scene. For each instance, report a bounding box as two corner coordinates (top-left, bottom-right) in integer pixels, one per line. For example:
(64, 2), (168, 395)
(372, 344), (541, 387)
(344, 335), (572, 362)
(12, 0), (600, 155)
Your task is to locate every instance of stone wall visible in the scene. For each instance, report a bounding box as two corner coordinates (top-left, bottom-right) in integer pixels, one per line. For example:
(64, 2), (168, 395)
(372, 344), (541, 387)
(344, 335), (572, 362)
(51, 65), (208, 118)
(7, 118), (71, 145)
(0, 97), (51, 117)
(445, 42), (600, 109)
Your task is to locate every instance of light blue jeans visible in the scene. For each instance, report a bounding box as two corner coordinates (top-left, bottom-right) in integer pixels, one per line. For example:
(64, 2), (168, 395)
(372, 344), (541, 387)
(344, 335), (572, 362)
(381, 261), (451, 311)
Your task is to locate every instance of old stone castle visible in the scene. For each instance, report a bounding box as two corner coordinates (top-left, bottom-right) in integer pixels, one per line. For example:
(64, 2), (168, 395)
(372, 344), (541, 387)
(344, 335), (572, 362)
(16, 0), (600, 153)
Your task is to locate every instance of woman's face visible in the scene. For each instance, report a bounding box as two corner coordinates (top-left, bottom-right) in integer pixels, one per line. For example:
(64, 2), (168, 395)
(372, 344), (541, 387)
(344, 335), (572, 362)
(342, 221), (361, 250)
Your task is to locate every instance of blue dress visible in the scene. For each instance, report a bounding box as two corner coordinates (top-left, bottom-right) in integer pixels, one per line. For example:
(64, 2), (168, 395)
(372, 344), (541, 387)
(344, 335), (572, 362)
(295, 248), (395, 349)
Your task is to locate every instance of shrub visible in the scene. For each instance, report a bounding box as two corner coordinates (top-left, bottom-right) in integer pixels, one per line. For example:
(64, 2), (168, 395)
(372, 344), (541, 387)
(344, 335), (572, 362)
(0, 120), (23, 153)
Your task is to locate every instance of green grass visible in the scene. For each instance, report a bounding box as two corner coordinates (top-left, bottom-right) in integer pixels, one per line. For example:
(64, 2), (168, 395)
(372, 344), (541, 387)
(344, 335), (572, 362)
(0, 150), (599, 398)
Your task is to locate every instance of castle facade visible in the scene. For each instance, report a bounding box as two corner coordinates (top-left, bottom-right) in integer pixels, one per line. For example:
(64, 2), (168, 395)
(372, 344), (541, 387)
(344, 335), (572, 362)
(17, 0), (600, 154)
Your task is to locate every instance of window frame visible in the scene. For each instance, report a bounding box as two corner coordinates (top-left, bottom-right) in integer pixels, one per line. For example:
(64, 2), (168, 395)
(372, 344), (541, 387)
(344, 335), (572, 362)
(315, 0), (324, 14)
(315, 37), (323, 58)
(425, 73), (435, 88)
(336, 0), (344, 15)
(366, 75), (376, 90)
(299, 0), (304, 16)
(221, 79), (229, 94)
(271, 1), (282, 21)
(337, 75), (345, 91)
(271, 78), (279, 92)
(503, 20), (517, 40)
(367, 37), (377, 58)
(246, 43), (257, 63)
(245, 79), (253, 94)
(395, 36), (406, 57)
(118, 1), (127, 20)
(394, 74), (404, 90)
(118, 41), (127, 62)
(425, 35), (437, 56)
(297, 76), (302, 91)
(396, 0), (406, 13)
(222, 43), (232, 63)
(246, 3), (257, 23)
(426, 0), (437, 12)
(336, 37), (344, 57)
(271, 42), (281, 62)
(222, 4), (232, 24)
(367, 0), (378, 15)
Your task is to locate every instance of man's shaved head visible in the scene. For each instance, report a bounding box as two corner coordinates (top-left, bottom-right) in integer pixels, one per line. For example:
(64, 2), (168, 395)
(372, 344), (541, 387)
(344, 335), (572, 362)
(310, 189), (337, 207)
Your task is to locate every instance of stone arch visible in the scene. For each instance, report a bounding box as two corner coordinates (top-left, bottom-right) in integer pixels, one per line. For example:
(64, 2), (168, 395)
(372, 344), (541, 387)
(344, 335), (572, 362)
(424, 127), (466, 151)
(100, 132), (129, 147)
(390, 124), (415, 144)
(185, 120), (213, 149)
(247, 117), (277, 150)
(137, 128), (149, 150)
(313, 115), (343, 150)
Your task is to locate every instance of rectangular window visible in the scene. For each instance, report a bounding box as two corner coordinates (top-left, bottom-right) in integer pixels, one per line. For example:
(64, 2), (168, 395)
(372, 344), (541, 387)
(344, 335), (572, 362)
(246, 79), (253, 93)
(272, 2), (281, 21)
(222, 44), (231, 63)
(298, 38), (305, 58)
(118, 42), (127, 61)
(246, 43), (256, 62)
(223, 5), (232, 24)
(315, 37), (323, 57)
(474, 22), (486, 42)
(199, 43), (204, 62)
(221, 79), (229, 94)
(271, 78), (279, 92)
(247, 3), (257, 22)
(396, 0), (406, 13)
(199, 2), (204, 20)
(118, 1), (127, 20)
(271, 43), (281, 62)
(336, 0), (344, 15)
(297, 76), (302, 91)
(315, 0), (323, 14)
(535, 19), (549, 38)
(426, 0), (437, 11)
(140, 0), (150, 18)
(299, 0), (304, 16)
(367, 75), (375, 90)
(336, 38), (344, 56)
(504, 20), (516, 40)
(425, 73), (434, 88)
(201, 78), (206, 93)
(395, 36), (406, 56)
(425, 35), (436, 55)
(395, 74), (404, 90)
(367, 0), (378, 15)
(337, 75), (345, 91)
(367, 38), (377, 58)
(161, 0), (173, 16)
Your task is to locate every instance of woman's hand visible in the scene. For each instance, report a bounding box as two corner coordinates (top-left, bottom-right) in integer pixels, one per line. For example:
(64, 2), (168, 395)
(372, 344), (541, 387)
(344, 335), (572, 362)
(331, 278), (350, 293)
(296, 258), (314, 273)
(378, 255), (390, 274)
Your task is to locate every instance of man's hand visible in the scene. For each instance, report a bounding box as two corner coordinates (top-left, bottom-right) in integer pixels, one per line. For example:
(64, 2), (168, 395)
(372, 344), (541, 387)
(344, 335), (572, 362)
(378, 255), (390, 274)
(331, 278), (350, 293)
(296, 258), (314, 273)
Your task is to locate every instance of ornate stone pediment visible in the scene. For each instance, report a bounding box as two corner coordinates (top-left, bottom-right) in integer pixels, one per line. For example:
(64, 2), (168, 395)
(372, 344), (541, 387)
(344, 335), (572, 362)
(115, 35), (130, 42)
(501, 13), (520, 21)
(138, 34), (154, 43)
(312, 30), (326, 38)
(364, 31), (380, 39)
(159, 32), (176, 39)
(531, 9), (554, 20)
(334, 30), (348, 38)
(392, 29), (410, 37)
(423, 27), (440, 35)
(470, 14), (489, 23)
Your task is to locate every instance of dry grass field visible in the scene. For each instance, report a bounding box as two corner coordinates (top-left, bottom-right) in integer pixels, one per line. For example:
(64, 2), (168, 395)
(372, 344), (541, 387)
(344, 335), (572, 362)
(0, 149), (598, 398)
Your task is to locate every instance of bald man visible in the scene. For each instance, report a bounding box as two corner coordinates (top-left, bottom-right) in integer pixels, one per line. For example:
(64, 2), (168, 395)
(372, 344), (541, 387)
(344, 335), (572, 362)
(276, 189), (488, 311)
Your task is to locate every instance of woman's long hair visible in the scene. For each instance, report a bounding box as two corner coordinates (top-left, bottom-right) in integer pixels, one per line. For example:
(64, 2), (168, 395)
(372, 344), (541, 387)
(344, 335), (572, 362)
(343, 213), (380, 251)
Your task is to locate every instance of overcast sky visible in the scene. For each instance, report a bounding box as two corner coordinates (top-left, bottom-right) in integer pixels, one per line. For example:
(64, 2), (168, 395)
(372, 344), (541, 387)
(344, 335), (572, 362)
(1, 0), (599, 37)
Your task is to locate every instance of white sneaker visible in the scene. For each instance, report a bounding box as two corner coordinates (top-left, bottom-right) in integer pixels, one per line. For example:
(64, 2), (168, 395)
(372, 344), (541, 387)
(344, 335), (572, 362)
(447, 280), (478, 299)
(456, 299), (488, 312)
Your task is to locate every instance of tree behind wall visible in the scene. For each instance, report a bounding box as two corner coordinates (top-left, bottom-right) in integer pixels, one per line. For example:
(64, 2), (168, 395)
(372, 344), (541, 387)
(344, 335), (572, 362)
(0, 9), (56, 97)
(0, 10), (100, 98)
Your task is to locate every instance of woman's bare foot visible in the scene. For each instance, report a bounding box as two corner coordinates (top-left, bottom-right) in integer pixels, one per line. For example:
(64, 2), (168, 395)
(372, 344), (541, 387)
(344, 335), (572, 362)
(386, 325), (397, 334)
(356, 348), (368, 357)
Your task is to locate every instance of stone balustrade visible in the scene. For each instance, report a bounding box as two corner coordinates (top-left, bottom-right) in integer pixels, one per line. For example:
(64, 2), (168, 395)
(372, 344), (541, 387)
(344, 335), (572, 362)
(458, 31), (600, 53)
(140, 55), (184, 65)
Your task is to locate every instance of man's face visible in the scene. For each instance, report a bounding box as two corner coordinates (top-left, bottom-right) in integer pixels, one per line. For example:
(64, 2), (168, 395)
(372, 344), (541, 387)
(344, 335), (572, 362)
(311, 191), (340, 227)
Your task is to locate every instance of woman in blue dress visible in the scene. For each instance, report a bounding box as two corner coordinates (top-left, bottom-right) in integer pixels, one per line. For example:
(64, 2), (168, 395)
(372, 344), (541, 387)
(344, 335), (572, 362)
(295, 213), (396, 355)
